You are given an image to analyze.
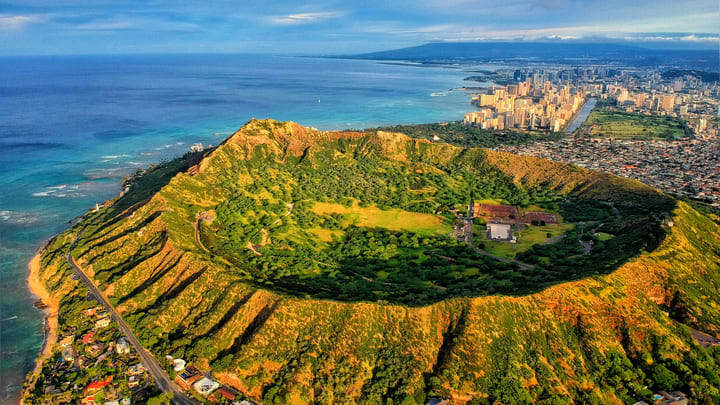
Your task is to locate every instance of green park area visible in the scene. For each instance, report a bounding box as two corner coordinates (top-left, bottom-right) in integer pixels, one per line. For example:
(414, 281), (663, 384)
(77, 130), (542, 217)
(311, 201), (453, 236)
(474, 223), (574, 259)
(584, 108), (687, 140)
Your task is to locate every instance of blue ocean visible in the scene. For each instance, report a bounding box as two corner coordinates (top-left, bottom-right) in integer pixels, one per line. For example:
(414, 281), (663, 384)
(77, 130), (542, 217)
(0, 54), (478, 401)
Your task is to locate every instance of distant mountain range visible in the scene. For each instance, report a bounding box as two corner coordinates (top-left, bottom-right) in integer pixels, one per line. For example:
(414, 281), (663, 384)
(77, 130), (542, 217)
(341, 41), (718, 68)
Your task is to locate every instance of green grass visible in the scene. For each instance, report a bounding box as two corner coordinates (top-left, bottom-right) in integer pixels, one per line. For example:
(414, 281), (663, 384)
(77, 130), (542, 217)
(475, 224), (574, 259)
(595, 232), (614, 241)
(584, 108), (687, 140)
(476, 198), (509, 206)
(307, 227), (345, 242)
(311, 201), (453, 236)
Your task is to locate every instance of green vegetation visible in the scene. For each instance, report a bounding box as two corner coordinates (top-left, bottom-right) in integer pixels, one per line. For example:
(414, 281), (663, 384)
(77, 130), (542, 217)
(369, 122), (562, 148)
(582, 108), (688, 140)
(28, 119), (720, 405)
(190, 131), (672, 306)
(311, 201), (452, 236)
(474, 223), (573, 259)
(662, 69), (720, 83)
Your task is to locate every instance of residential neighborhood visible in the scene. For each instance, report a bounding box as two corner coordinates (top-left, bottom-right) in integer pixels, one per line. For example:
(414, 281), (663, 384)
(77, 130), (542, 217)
(24, 297), (259, 405)
(497, 137), (720, 204)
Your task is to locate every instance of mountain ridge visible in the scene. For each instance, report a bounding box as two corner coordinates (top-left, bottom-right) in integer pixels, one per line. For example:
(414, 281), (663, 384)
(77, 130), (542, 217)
(337, 42), (719, 67)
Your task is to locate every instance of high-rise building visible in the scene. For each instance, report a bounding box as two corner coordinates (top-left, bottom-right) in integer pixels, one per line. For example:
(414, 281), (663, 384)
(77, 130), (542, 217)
(662, 95), (675, 112)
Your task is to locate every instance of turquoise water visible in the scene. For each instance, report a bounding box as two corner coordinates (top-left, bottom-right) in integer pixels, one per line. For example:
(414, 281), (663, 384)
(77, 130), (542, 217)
(0, 54), (475, 401)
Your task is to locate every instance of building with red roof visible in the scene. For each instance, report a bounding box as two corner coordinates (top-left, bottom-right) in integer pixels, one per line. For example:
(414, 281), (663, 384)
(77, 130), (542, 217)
(84, 376), (113, 395)
(82, 331), (95, 344)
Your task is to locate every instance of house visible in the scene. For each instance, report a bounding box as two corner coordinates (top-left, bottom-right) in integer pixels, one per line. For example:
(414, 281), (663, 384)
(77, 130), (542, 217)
(520, 211), (558, 225)
(84, 307), (102, 317)
(211, 387), (237, 401)
(104, 401), (120, 405)
(127, 363), (145, 376)
(61, 346), (74, 362)
(95, 317), (111, 329)
(176, 366), (202, 390)
(488, 223), (513, 241)
(87, 343), (104, 358)
(85, 376), (112, 395)
(127, 375), (140, 388)
(657, 391), (688, 405)
(94, 352), (110, 366)
(116, 337), (131, 354)
(193, 377), (220, 396)
(474, 203), (519, 220)
(82, 331), (95, 344)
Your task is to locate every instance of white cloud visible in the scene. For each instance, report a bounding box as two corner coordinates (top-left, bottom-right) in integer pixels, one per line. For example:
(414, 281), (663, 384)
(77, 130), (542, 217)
(0, 14), (42, 30)
(269, 11), (345, 25)
(72, 18), (200, 32)
(622, 33), (720, 43)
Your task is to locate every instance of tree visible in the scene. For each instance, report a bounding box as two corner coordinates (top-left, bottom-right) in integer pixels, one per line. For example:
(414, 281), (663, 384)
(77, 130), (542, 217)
(147, 392), (173, 405)
(650, 364), (681, 390)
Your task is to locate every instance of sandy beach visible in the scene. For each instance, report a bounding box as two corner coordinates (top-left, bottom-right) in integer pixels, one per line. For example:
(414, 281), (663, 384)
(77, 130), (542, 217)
(24, 253), (59, 398)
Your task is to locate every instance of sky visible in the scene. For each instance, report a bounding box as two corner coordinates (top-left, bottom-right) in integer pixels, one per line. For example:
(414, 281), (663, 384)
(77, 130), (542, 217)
(0, 0), (718, 55)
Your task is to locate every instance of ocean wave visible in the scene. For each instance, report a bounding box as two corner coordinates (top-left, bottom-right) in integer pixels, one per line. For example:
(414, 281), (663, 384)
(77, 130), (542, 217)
(0, 210), (43, 225)
(32, 183), (88, 199)
(100, 154), (131, 159)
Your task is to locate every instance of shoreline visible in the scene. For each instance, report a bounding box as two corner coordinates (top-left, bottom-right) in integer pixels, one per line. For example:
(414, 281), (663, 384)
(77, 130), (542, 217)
(23, 251), (59, 402)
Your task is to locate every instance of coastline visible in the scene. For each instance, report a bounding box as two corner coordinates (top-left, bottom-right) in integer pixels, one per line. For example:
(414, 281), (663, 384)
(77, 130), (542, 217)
(23, 252), (59, 402)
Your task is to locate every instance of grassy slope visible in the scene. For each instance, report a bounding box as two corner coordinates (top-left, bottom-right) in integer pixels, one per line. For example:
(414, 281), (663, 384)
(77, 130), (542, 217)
(29, 119), (720, 404)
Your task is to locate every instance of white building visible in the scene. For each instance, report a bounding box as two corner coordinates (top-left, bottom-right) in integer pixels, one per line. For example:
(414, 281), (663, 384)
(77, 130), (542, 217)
(488, 223), (512, 241)
(95, 317), (111, 329)
(173, 358), (187, 372)
(116, 337), (131, 354)
(193, 377), (220, 396)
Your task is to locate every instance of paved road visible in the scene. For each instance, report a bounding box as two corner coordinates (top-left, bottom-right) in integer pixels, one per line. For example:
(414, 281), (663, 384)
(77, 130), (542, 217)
(66, 242), (198, 405)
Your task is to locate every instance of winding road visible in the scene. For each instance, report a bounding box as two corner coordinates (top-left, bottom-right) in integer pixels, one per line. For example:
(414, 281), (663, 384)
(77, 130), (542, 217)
(66, 240), (198, 405)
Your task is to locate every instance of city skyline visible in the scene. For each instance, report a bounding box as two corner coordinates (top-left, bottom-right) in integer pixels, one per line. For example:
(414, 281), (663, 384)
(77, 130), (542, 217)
(0, 0), (718, 55)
